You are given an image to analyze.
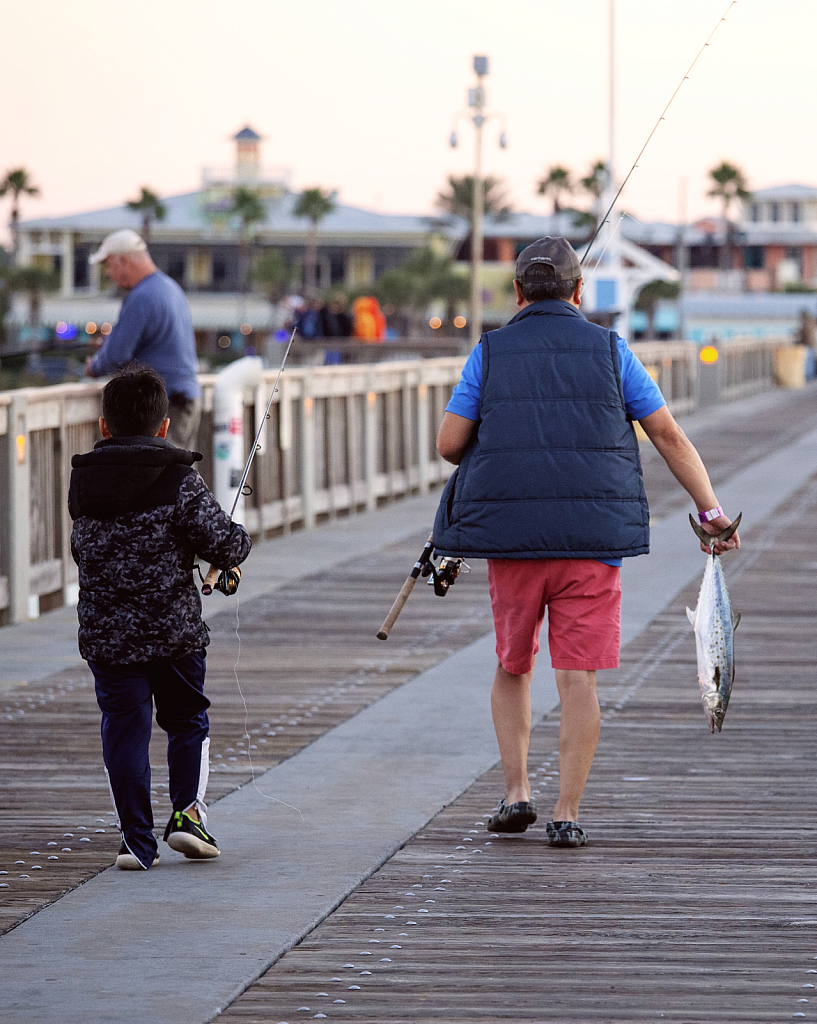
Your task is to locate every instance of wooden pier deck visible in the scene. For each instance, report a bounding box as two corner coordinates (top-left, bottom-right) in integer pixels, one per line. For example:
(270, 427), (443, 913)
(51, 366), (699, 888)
(218, 467), (817, 1024)
(2, 385), (817, 1022)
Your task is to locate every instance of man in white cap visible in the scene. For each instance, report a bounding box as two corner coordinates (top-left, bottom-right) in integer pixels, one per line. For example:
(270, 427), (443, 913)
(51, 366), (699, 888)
(85, 229), (202, 450)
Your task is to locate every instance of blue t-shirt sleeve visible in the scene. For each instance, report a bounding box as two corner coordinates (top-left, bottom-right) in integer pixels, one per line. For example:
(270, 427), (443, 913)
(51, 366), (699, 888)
(445, 343), (482, 421)
(90, 292), (145, 376)
(617, 336), (666, 420)
(444, 334), (665, 423)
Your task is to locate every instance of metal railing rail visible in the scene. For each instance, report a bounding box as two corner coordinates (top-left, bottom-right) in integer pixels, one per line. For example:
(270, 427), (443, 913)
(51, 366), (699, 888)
(0, 338), (790, 624)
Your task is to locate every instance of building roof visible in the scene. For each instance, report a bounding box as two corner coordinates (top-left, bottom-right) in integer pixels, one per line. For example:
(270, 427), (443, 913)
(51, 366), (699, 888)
(681, 292), (817, 317)
(233, 126), (262, 142)
(20, 190), (454, 246)
(749, 184), (817, 201)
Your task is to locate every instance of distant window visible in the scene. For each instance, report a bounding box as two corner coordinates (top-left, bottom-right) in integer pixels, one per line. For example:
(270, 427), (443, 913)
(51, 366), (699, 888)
(744, 246), (764, 269)
(595, 279), (617, 309)
(330, 255), (345, 283)
(786, 246), (802, 261)
(74, 247), (90, 288)
(750, 203), (761, 222)
(213, 259), (227, 284)
(771, 202), (781, 222)
(791, 202), (801, 223)
(689, 242), (718, 269)
(167, 258), (185, 284)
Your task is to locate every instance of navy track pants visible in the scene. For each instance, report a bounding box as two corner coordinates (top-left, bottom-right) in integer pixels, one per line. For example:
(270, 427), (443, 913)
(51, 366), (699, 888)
(89, 648), (210, 869)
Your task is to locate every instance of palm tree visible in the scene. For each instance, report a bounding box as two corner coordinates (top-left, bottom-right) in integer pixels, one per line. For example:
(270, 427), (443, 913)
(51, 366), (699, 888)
(373, 246), (469, 334)
(572, 160), (609, 234)
(707, 161), (751, 271)
(251, 249), (291, 306)
(126, 187), (166, 244)
(634, 279), (680, 339)
(580, 160), (608, 202)
(435, 174), (512, 223)
(230, 186), (266, 293)
(293, 188), (336, 297)
(537, 165), (573, 214)
(7, 265), (59, 326)
(0, 168), (40, 260)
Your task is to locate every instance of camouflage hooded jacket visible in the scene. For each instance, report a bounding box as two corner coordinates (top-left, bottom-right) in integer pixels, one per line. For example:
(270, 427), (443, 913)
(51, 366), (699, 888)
(69, 436), (251, 664)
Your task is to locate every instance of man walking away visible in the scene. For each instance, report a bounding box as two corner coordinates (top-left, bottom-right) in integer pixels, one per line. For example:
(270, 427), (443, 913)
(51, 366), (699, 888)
(85, 229), (202, 451)
(433, 237), (739, 848)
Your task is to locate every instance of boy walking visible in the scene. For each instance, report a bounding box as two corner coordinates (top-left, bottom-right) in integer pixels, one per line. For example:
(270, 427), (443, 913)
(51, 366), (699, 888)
(69, 365), (251, 870)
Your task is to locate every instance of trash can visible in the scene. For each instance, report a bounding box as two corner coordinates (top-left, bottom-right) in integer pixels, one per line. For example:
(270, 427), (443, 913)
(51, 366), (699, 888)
(774, 346), (808, 389)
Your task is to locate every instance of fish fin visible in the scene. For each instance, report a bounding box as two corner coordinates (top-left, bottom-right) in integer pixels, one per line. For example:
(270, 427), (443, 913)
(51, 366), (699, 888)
(732, 609), (741, 631)
(689, 511), (742, 547)
(686, 606), (696, 626)
(689, 514), (713, 546)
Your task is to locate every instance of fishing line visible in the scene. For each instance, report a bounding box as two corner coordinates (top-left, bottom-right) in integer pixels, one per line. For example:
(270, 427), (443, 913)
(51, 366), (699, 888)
(231, 588), (305, 821)
(581, 0), (739, 269)
(581, 211), (625, 292)
(208, 328), (305, 820)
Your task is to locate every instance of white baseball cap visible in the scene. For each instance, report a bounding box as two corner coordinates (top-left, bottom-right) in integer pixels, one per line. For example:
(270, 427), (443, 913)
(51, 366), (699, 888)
(88, 229), (148, 264)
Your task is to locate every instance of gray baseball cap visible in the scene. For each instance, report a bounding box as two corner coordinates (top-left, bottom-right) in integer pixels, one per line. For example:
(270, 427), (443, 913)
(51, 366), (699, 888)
(516, 236), (581, 283)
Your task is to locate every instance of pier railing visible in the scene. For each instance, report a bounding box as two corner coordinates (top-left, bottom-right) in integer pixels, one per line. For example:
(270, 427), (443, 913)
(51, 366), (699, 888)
(0, 337), (789, 624)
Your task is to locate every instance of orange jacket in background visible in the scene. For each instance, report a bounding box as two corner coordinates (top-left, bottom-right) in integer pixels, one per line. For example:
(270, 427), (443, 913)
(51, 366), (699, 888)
(352, 296), (386, 342)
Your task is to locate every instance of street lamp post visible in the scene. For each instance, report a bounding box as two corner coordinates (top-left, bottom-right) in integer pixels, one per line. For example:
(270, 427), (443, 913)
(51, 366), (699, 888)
(450, 55), (506, 349)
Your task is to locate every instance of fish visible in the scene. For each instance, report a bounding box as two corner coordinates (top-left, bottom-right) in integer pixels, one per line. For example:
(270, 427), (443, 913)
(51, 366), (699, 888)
(685, 513), (742, 733)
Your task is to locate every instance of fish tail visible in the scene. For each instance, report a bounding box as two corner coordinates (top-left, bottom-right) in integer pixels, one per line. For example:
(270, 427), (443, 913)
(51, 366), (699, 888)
(689, 511), (742, 548)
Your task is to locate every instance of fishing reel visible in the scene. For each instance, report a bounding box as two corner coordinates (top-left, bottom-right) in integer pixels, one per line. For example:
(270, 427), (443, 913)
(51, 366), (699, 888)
(213, 566), (241, 596)
(199, 564), (241, 596)
(421, 555), (468, 597)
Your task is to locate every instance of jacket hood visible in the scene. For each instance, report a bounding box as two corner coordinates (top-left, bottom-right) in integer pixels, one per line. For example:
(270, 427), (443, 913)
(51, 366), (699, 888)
(69, 436), (202, 520)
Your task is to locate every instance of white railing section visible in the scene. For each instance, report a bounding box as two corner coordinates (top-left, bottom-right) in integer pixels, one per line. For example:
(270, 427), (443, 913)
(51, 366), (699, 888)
(0, 338), (789, 624)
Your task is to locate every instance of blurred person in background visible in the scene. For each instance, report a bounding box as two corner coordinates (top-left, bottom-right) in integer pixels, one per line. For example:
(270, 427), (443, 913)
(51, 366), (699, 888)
(84, 230), (201, 451)
(295, 298), (324, 340)
(321, 296), (352, 339)
(352, 296), (386, 342)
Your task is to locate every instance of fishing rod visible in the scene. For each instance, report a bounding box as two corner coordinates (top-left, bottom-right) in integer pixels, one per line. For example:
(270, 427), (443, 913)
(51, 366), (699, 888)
(201, 328), (297, 596)
(581, 0), (738, 269)
(376, 533), (467, 640)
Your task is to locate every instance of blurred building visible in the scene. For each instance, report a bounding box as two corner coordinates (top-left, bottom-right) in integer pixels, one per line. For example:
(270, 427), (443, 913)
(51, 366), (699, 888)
(13, 126), (817, 342)
(13, 127), (454, 336)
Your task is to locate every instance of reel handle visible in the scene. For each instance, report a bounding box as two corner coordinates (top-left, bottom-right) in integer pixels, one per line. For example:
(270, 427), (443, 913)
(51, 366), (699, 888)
(376, 576), (417, 641)
(201, 563), (219, 595)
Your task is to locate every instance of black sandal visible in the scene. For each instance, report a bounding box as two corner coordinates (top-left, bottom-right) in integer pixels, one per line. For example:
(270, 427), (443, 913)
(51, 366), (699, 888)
(486, 799), (537, 833)
(546, 820), (588, 847)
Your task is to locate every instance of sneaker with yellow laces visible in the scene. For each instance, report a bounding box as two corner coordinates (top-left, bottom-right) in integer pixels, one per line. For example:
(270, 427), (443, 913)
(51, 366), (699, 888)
(163, 810), (220, 859)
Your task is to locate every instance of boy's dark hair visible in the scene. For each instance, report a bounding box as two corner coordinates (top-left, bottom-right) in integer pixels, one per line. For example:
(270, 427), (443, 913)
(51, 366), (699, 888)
(516, 264), (579, 303)
(102, 363), (169, 437)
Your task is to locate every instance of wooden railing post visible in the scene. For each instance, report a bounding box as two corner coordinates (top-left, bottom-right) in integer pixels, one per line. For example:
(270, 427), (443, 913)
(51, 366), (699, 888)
(7, 393), (31, 622)
(364, 373), (378, 512)
(417, 378), (430, 494)
(300, 370), (316, 529)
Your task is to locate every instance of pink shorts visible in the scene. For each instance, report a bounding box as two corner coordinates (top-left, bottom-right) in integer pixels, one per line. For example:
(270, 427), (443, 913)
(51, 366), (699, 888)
(487, 559), (622, 674)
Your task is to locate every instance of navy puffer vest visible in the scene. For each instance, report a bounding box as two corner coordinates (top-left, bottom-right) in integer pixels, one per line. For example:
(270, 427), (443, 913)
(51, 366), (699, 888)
(433, 300), (649, 560)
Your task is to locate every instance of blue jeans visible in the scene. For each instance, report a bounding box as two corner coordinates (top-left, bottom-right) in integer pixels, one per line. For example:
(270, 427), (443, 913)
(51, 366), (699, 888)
(89, 649), (210, 869)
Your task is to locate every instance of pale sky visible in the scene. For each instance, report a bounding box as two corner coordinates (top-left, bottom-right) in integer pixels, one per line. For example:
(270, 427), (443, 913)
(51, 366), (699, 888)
(1, 0), (813, 236)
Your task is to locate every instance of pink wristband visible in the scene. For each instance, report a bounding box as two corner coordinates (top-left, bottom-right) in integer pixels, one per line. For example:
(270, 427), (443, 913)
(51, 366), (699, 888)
(698, 506), (723, 523)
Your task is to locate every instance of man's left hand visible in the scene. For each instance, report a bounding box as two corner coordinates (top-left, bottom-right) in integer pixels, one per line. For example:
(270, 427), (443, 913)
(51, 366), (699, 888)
(698, 514), (740, 555)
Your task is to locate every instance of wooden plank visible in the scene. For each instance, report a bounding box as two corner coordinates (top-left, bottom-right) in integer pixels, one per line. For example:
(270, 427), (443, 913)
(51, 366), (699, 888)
(213, 398), (817, 1024)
